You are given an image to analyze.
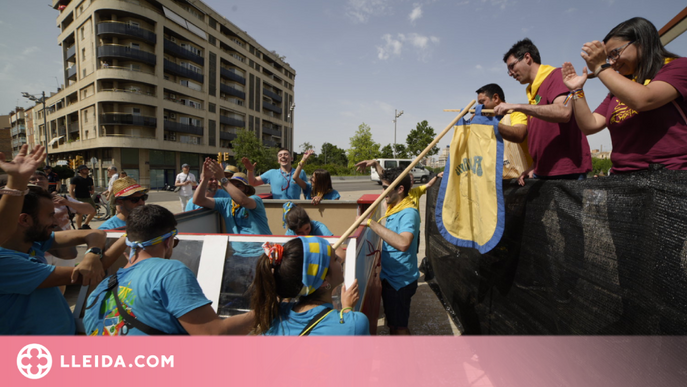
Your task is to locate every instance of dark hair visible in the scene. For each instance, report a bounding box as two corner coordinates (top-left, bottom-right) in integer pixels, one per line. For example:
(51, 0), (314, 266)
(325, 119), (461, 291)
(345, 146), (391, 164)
(126, 205), (177, 242)
(285, 205), (311, 232)
(109, 166), (118, 172)
(382, 167), (411, 198)
(21, 186), (53, 221)
(250, 238), (305, 334)
(603, 17), (679, 85)
(311, 169), (333, 197)
(503, 38), (541, 64)
(476, 83), (506, 102)
(278, 147), (291, 154)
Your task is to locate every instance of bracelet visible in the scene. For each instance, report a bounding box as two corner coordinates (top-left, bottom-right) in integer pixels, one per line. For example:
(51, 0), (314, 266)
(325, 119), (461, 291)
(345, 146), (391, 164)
(298, 161), (304, 167)
(339, 307), (353, 323)
(366, 219), (372, 227)
(563, 89), (584, 106)
(0, 187), (30, 196)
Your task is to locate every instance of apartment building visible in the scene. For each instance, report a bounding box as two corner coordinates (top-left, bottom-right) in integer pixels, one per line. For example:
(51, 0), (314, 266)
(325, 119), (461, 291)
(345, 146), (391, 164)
(0, 115), (11, 158)
(9, 109), (28, 158)
(40, 0), (296, 188)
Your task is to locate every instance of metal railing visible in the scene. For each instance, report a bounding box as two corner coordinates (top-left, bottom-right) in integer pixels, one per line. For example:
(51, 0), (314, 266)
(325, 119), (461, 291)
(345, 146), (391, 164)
(220, 83), (245, 99)
(99, 113), (157, 127)
(219, 115), (245, 128)
(164, 39), (204, 66)
(262, 101), (283, 114)
(163, 120), (204, 136)
(220, 67), (246, 84)
(164, 59), (204, 84)
(97, 45), (157, 66)
(262, 88), (282, 102)
(97, 21), (157, 44)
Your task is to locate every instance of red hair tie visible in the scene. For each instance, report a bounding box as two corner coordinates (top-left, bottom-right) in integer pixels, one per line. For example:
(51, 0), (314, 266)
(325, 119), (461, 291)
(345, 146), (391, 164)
(262, 242), (284, 267)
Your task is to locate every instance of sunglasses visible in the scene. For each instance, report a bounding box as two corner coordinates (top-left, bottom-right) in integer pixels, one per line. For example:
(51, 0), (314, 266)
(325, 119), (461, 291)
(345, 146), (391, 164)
(122, 193), (148, 203)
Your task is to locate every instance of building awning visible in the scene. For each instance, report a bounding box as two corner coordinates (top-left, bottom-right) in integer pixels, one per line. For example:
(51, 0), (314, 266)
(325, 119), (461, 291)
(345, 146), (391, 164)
(48, 136), (64, 146)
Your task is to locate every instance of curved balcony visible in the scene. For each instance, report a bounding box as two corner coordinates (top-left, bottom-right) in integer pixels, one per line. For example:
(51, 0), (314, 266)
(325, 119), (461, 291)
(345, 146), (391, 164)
(164, 120), (203, 136)
(220, 83), (245, 99)
(100, 113), (157, 127)
(97, 22), (157, 44)
(98, 45), (156, 66)
(220, 115), (245, 128)
(219, 131), (237, 141)
(220, 67), (246, 85)
(262, 101), (282, 114)
(164, 59), (204, 84)
(262, 125), (281, 137)
(263, 88), (282, 103)
(164, 39), (204, 66)
(67, 66), (77, 79)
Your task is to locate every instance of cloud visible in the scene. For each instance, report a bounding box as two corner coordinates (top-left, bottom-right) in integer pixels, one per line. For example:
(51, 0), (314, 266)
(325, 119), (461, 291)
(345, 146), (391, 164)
(480, 0), (511, 10)
(409, 4), (423, 24)
(565, 8), (576, 13)
(475, 64), (483, 70)
(345, 0), (392, 23)
(377, 32), (439, 61)
(21, 46), (40, 56)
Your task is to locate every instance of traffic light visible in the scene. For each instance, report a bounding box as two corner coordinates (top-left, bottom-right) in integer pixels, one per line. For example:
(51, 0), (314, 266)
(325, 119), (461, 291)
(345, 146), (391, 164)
(217, 152), (222, 162)
(223, 152), (229, 162)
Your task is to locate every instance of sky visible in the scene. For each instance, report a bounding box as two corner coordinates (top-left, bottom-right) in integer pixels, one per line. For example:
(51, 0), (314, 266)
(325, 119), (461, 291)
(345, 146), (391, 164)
(2, 0), (686, 158)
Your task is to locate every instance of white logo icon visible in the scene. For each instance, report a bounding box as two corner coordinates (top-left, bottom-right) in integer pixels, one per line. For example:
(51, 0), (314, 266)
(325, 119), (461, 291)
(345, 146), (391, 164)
(17, 344), (52, 380)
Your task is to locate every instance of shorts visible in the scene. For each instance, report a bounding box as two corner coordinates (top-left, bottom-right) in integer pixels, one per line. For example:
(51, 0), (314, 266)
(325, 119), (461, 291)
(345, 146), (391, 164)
(381, 279), (418, 329)
(76, 197), (96, 210)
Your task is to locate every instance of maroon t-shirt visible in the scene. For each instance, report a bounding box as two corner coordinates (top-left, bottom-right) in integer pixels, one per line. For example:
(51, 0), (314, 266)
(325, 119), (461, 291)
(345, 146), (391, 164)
(527, 68), (592, 176)
(594, 57), (687, 173)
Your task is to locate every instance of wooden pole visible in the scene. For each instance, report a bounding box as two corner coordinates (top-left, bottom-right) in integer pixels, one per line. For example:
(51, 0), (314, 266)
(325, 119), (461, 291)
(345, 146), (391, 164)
(333, 99), (477, 250)
(443, 108), (514, 114)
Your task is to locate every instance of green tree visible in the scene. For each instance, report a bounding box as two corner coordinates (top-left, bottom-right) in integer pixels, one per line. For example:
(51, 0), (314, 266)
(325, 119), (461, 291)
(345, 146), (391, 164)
(393, 143), (410, 159)
(347, 123), (380, 167)
(316, 142), (348, 166)
(591, 157), (613, 176)
(300, 142), (314, 152)
(380, 144), (394, 158)
(406, 120), (439, 157)
(231, 129), (278, 173)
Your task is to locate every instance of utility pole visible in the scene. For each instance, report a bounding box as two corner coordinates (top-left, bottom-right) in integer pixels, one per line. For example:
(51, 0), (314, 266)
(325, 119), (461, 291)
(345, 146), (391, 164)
(393, 109), (403, 157)
(22, 91), (48, 163)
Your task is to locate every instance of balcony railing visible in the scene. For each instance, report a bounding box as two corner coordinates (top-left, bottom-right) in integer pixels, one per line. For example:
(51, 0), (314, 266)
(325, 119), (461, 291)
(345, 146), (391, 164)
(220, 83), (245, 99)
(263, 139), (277, 148)
(68, 122), (79, 133)
(58, 126), (67, 137)
(219, 131), (237, 141)
(262, 88), (282, 102)
(261, 125), (281, 137)
(164, 120), (204, 136)
(97, 45), (156, 66)
(164, 59), (204, 84)
(219, 115), (245, 128)
(100, 113), (157, 127)
(262, 101), (283, 114)
(164, 39), (204, 66)
(66, 45), (76, 58)
(67, 66), (77, 79)
(220, 67), (246, 85)
(97, 22), (157, 44)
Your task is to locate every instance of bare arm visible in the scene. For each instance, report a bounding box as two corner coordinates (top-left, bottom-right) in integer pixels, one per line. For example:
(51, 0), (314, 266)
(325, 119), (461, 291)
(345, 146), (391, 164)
(292, 150), (314, 191)
(179, 306), (254, 335)
(192, 164), (216, 210)
(561, 61), (607, 135)
(69, 184), (77, 199)
(209, 159), (256, 209)
(52, 229), (107, 286)
(53, 193), (96, 215)
(242, 157), (264, 186)
(495, 98), (572, 124)
(425, 172), (444, 189)
(497, 122), (528, 143)
(0, 145), (46, 244)
(355, 160), (384, 176)
(367, 220), (414, 252)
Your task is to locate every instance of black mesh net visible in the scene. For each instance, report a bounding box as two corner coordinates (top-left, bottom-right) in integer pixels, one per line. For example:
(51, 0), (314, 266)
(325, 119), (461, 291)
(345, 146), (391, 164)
(425, 166), (687, 334)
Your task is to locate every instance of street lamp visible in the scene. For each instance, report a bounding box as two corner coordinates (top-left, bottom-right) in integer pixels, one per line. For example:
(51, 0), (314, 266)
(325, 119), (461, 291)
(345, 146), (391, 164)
(22, 91), (48, 162)
(393, 109), (404, 157)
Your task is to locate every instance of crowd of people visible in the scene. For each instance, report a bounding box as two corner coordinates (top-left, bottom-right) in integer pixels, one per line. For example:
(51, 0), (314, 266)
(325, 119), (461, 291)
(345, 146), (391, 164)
(1, 16), (684, 336)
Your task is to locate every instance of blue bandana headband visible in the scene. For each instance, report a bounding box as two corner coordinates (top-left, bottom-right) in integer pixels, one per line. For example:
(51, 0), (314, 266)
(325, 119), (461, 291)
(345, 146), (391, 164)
(282, 202), (295, 229)
(125, 229), (178, 261)
(297, 236), (332, 296)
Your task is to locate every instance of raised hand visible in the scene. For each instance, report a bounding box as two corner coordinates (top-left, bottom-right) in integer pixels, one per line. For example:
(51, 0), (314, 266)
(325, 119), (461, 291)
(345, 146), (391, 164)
(341, 279), (360, 309)
(241, 157), (256, 172)
(562, 62), (588, 91)
(0, 145), (46, 187)
(580, 40), (607, 75)
(355, 160), (375, 173)
(302, 149), (315, 162)
(205, 158), (224, 180)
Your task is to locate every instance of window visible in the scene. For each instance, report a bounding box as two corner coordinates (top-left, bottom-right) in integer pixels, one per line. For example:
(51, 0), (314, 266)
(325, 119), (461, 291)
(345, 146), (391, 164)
(82, 48), (86, 60)
(81, 27), (85, 40)
(129, 21), (140, 28)
(131, 43), (140, 50)
(132, 108), (141, 115)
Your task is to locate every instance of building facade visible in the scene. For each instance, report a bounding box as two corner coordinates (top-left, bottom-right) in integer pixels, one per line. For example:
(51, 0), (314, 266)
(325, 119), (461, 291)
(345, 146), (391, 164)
(39, 0), (296, 188)
(0, 115), (11, 158)
(9, 109), (28, 158)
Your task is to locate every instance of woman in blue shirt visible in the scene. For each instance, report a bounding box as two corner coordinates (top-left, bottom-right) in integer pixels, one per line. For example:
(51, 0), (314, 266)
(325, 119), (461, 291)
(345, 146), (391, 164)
(292, 150), (340, 204)
(251, 236), (369, 336)
(282, 202), (333, 236)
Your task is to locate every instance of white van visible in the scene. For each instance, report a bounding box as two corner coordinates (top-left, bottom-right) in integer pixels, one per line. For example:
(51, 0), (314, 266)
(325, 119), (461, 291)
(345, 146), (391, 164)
(370, 158), (431, 184)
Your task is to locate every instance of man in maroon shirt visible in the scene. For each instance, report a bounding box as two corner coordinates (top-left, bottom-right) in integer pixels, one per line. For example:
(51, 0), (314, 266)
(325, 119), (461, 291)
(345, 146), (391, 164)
(494, 38), (591, 180)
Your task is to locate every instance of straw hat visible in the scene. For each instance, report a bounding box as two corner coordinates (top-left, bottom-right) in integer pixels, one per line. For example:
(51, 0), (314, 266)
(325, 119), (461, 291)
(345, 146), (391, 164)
(113, 176), (148, 198)
(229, 172), (256, 196)
(224, 165), (239, 175)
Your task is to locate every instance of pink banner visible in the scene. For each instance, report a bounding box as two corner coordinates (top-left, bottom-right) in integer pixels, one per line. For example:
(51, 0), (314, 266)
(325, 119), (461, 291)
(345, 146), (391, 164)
(2, 337), (684, 386)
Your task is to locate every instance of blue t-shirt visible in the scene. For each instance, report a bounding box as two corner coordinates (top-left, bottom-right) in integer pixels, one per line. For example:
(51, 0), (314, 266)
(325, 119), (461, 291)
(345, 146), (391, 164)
(304, 182), (341, 201)
(98, 215), (127, 230)
(186, 189), (230, 211)
(260, 168), (307, 199)
(214, 196), (272, 257)
(84, 258), (211, 335)
(285, 220), (334, 236)
(0, 237), (75, 335)
(264, 303), (370, 336)
(26, 232), (55, 264)
(380, 208), (420, 291)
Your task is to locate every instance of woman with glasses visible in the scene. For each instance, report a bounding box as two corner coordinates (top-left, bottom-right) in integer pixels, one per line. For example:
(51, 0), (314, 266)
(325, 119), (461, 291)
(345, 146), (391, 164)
(562, 17), (686, 173)
(252, 236), (369, 335)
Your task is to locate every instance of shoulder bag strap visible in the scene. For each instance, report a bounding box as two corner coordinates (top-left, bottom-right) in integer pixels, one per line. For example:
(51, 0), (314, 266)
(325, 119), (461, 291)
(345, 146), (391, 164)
(108, 275), (170, 336)
(299, 307), (334, 336)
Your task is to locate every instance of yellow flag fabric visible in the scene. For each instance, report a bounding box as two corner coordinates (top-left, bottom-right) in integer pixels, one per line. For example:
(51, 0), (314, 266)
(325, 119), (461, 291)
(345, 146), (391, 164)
(435, 105), (505, 254)
(526, 64), (556, 104)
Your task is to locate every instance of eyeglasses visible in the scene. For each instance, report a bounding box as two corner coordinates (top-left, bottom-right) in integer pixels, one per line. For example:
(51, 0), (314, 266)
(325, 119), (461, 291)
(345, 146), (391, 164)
(382, 185), (390, 190)
(606, 41), (634, 64)
(506, 58), (521, 74)
(123, 193), (148, 203)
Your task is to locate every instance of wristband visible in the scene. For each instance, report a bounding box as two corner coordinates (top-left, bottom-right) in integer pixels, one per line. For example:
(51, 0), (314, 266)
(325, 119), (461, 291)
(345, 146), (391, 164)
(339, 307), (354, 323)
(0, 187), (29, 196)
(563, 89), (584, 106)
(594, 63), (611, 77)
(366, 219), (372, 227)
